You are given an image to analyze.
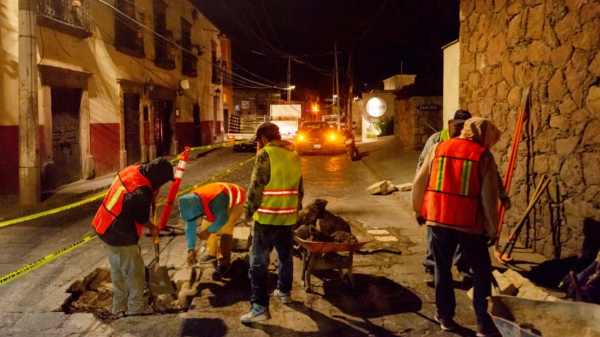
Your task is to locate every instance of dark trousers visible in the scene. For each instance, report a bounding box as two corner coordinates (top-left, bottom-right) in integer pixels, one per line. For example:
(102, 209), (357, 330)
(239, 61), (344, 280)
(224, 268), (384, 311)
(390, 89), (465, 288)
(250, 222), (294, 307)
(430, 226), (494, 331)
(423, 226), (469, 274)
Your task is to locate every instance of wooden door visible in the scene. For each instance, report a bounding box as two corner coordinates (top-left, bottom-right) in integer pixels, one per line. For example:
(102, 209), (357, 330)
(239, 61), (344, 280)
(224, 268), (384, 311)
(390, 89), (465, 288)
(50, 87), (82, 190)
(153, 99), (172, 156)
(124, 93), (141, 165)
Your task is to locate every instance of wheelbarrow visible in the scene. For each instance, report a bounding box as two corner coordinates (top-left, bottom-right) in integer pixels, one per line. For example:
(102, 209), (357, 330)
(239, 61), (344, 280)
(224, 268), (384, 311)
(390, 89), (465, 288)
(488, 295), (600, 337)
(294, 230), (373, 293)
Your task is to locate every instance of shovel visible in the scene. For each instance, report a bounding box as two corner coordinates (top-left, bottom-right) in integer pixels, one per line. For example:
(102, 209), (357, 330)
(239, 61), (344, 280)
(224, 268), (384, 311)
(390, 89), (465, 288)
(147, 204), (175, 295)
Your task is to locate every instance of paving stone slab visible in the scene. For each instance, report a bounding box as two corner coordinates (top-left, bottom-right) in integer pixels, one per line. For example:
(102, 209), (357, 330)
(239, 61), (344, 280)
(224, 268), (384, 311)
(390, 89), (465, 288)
(10, 312), (69, 332)
(59, 313), (102, 334)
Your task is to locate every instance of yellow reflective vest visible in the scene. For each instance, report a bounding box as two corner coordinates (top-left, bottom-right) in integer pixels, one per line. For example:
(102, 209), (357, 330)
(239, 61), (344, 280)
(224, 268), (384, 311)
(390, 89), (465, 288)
(253, 146), (302, 225)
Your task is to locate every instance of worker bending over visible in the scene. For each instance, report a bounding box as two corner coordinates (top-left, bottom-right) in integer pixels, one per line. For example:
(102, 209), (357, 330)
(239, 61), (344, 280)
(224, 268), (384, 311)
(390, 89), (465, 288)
(178, 182), (245, 279)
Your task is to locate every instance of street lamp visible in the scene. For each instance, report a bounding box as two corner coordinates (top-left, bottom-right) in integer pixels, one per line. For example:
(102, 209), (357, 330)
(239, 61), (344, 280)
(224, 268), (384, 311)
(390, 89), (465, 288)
(287, 85), (295, 102)
(145, 78), (155, 95)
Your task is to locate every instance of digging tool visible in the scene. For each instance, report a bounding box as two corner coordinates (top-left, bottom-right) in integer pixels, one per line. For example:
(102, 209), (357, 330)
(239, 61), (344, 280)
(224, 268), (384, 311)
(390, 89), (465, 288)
(147, 203), (175, 295)
(496, 86), (530, 253)
(496, 175), (550, 264)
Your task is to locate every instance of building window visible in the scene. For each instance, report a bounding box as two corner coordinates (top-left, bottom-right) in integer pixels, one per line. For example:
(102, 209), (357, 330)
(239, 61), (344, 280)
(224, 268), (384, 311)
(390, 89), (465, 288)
(181, 19), (198, 78)
(211, 41), (221, 84)
(114, 0), (145, 58)
(37, 0), (92, 38)
(153, 0), (175, 70)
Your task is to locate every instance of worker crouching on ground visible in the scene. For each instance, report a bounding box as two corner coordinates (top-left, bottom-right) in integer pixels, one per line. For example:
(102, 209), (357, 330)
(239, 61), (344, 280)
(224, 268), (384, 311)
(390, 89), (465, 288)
(412, 117), (502, 337)
(240, 122), (304, 323)
(92, 157), (174, 317)
(178, 182), (245, 279)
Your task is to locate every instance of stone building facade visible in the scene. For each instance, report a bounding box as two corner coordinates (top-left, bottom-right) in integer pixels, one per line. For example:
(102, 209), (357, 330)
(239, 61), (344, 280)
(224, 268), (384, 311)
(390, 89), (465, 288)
(459, 0), (600, 258)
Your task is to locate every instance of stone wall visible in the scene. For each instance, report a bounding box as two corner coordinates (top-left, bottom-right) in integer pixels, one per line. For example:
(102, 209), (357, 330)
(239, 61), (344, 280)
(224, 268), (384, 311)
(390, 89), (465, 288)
(459, 0), (600, 259)
(395, 96), (443, 150)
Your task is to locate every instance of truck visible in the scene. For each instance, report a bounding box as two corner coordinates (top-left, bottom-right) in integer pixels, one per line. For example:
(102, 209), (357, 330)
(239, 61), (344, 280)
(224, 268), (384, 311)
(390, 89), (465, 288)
(226, 114), (268, 152)
(270, 104), (301, 139)
(226, 104), (301, 151)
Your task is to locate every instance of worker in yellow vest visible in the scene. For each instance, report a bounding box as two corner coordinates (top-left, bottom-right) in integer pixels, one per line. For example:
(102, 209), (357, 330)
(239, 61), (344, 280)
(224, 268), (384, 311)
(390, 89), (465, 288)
(240, 122), (303, 323)
(178, 182), (245, 279)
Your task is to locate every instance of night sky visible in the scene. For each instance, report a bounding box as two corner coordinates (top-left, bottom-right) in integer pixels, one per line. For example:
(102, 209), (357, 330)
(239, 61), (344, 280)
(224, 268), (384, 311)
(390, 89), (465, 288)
(192, 0), (460, 97)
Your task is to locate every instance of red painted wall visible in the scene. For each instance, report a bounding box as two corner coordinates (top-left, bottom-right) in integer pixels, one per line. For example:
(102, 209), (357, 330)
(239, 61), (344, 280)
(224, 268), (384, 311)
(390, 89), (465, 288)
(90, 123), (120, 177)
(176, 122), (195, 152)
(198, 121), (223, 146)
(0, 126), (19, 195)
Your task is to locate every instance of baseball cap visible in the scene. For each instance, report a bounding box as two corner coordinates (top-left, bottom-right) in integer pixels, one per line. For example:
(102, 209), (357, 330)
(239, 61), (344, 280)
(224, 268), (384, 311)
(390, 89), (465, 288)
(178, 194), (205, 230)
(452, 110), (472, 124)
(249, 122), (280, 142)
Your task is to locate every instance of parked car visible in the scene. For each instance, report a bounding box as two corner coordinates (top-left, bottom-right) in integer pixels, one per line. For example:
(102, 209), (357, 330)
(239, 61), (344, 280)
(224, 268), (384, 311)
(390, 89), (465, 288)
(295, 122), (337, 155)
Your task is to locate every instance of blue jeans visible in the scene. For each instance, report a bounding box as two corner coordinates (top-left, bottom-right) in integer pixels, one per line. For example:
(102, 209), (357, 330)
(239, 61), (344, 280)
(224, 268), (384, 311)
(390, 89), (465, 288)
(430, 226), (494, 331)
(103, 243), (146, 315)
(423, 225), (469, 274)
(249, 222), (294, 308)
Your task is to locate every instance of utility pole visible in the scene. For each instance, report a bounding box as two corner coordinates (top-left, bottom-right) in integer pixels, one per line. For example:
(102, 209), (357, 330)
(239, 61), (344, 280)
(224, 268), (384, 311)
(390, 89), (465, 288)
(347, 50), (353, 131)
(334, 42), (340, 131)
(19, 0), (40, 204)
(287, 57), (291, 102)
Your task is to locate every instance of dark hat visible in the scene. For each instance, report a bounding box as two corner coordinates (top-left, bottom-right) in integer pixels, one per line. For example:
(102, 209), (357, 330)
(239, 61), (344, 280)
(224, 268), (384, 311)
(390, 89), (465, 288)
(139, 157), (175, 190)
(452, 110), (472, 124)
(249, 122), (280, 142)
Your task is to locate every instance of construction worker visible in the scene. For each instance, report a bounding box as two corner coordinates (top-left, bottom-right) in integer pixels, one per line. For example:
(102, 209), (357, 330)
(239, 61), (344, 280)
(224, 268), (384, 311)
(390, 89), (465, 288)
(240, 122), (303, 323)
(417, 110), (511, 284)
(92, 157), (174, 317)
(178, 182), (245, 279)
(412, 117), (502, 337)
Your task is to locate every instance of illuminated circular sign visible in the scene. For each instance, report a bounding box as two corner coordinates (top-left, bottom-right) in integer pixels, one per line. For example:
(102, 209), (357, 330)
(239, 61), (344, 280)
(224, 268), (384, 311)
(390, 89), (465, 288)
(365, 97), (387, 117)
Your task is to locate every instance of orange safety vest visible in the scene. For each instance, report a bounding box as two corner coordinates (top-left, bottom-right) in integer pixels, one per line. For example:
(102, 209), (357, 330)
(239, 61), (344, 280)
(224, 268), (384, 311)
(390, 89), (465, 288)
(191, 183), (245, 222)
(92, 166), (152, 239)
(422, 138), (485, 228)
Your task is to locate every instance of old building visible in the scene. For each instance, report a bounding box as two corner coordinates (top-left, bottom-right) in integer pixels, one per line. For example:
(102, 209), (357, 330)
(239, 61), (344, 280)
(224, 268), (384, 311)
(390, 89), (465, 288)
(458, 0), (600, 258)
(0, 0), (231, 201)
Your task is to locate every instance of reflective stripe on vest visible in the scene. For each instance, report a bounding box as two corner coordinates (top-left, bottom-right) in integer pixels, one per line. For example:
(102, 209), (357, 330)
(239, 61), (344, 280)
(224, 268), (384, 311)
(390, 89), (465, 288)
(191, 183), (245, 222)
(92, 166), (152, 238)
(253, 146), (302, 225)
(422, 139), (485, 228)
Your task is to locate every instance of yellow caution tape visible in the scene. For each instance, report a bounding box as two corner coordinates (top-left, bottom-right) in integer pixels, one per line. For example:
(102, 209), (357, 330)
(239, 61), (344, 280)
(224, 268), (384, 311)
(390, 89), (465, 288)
(0, 234), (98, 286)
(0, 142), (251, 228)
(170, 140), (249, 162)
(0, 155), (256, 287)
(0, 193), (108, 228)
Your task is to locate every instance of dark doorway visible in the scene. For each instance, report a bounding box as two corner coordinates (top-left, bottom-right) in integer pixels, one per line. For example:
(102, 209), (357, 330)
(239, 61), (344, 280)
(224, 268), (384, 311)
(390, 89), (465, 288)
(49, 87), (82, 190)
(124, 93), (141, 165)
(223, 109), (229, 134)
(154, 99), (173, 156)
(193, 104), (201, 146)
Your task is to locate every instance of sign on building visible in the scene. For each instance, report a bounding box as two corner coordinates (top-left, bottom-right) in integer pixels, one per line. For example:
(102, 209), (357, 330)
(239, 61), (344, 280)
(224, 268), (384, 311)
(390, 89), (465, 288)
(419, 105), (439, 111)
(241, 101), (249, 109)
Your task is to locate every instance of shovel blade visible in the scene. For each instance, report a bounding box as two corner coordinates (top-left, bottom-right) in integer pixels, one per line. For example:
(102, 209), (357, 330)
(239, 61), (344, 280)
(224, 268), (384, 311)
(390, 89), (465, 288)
(148, 264), (175, 295)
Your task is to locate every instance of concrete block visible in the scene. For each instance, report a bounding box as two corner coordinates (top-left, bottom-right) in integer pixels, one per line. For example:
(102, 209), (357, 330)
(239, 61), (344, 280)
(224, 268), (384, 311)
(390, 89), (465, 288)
(59, 313), (101, 334)
(503, 268), (527, 288)
(367, 180), (397, 195)
(492, 270), (518, 296)
(517, 282), (549, 301)
(232, 226), (252, 251)
(395, 183), (412, 192)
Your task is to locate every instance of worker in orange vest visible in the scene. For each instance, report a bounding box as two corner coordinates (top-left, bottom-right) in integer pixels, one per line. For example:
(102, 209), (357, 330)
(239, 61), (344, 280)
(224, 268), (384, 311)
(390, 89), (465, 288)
(178, 182), (245, 279)
(92, 157), (174, 317)
(412, 117), (502, 337)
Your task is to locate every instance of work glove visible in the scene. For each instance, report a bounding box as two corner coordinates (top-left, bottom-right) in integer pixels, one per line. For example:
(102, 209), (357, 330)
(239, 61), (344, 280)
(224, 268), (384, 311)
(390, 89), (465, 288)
(487, 237), (498, 248)
(501, 197), (512, 211)
(416, 216), (426, 226)
(187, 249), (197, 266)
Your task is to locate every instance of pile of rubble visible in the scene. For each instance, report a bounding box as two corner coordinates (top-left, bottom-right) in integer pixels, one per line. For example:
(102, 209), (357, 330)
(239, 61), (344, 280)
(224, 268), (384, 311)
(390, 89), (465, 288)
(468, 269), (559, 301)
(294, 199), (358, 244)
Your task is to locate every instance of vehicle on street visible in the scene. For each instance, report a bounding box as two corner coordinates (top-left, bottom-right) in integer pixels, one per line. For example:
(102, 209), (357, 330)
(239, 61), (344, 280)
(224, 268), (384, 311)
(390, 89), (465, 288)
(344, 128), (360, 161)
(226, 115), (268, 152)
(295, 122), (337, 155)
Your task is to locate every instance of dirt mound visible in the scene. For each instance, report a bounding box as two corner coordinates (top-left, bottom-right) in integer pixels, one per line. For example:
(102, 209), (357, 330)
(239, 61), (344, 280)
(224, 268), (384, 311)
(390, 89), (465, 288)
(331, 231), (358, 244)
(295, 199), (357, 244)
(61, 267), (115, 323)
(298, 199), (328, 225)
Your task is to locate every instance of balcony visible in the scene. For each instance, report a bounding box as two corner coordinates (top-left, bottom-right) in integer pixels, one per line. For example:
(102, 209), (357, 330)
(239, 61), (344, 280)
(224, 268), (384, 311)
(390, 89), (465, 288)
(37, 0), (92, 39)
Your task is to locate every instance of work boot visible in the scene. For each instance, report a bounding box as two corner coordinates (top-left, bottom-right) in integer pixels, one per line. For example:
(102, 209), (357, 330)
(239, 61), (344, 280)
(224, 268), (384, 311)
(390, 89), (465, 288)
(273, 289), (292, 304)
(198, 254), (217, 265)
(240, 303), (271, 323)
(127, 306), (154, 317)
(434, 314), (459, 332)
(212, 263), (232, 279)
(456, 270), (472, 283)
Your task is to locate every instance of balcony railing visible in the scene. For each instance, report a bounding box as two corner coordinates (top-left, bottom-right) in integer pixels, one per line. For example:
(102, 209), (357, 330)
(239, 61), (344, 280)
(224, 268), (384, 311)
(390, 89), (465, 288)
(37, 0), (92, 38)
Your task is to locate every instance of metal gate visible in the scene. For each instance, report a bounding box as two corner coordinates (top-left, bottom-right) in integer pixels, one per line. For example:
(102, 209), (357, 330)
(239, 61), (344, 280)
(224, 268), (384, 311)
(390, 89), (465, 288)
(124, 93), (141, 165)
(50, 87), (82, 190)
(153, 99), (172, 156)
